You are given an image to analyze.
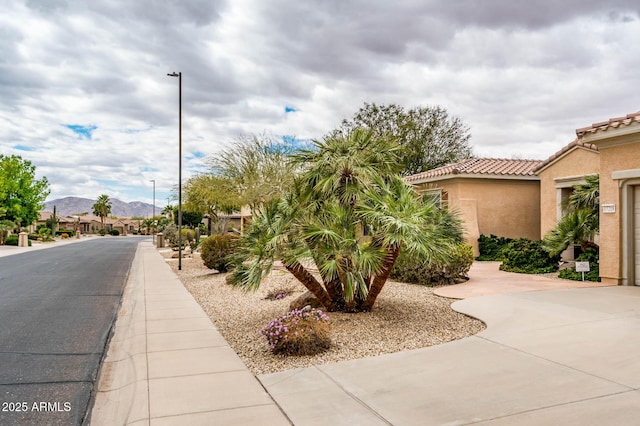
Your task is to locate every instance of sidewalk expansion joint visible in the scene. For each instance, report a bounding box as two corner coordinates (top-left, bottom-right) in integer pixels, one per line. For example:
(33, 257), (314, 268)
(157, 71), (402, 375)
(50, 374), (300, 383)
(316, 366), (394, 426)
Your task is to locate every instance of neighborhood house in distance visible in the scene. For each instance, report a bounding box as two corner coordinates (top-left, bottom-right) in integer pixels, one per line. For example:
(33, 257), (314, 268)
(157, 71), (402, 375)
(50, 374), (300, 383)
(34, 211), (142, 236)
(36, 197), (159, 236)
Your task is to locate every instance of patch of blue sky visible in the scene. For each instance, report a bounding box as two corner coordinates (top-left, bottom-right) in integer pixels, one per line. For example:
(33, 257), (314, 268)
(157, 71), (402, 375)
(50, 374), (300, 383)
(64, 124), (97, 139)
(13, 144), (36, 151)
(191, 151), (205, 159)
(95, 178), (119, 186)
(285, 105), (297, 113)
(281, 135), (312, 151)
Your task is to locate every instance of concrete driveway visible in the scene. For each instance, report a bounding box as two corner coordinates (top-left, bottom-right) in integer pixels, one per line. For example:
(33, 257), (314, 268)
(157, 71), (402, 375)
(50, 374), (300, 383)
(434, 261), (613, 299)
(259, 286), (640, 425)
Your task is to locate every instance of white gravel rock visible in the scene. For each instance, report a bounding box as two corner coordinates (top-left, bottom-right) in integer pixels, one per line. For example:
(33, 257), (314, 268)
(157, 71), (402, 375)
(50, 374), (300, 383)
(162, 250), (485, 375)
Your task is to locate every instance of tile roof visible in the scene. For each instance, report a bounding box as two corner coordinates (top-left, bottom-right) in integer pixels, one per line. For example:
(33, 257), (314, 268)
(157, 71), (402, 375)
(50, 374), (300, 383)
(405, 158), (543, 182)
(534, 139), (599, 173)
(576, 111), (640, 137)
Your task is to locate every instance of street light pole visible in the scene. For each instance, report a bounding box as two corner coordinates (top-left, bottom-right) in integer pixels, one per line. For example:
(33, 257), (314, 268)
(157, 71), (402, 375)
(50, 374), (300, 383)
(150, 179), (155, 244)
(167, 71), (182, 270)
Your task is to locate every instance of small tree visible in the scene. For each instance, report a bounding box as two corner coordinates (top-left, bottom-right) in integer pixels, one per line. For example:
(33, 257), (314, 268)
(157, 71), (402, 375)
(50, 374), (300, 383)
(340, 103), (473, 175)
(0, 155), (50, 227)
(228, 129), (464, 312)
(92, 194), (112, 230)
(208, 134), (299, 213)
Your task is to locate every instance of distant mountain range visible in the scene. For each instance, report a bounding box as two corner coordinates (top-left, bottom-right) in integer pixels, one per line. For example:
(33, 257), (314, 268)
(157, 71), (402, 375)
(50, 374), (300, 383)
(43, 197), (159, 218)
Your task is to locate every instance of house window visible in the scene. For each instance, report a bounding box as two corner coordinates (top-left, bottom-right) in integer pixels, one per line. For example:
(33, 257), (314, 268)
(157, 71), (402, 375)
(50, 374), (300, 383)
(422, 188), (449, 209)
(559, 187), (574, 218)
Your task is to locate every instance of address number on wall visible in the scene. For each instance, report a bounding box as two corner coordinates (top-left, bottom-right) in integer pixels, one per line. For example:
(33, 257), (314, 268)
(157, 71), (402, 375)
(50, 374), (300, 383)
(602, 204), (616, 213)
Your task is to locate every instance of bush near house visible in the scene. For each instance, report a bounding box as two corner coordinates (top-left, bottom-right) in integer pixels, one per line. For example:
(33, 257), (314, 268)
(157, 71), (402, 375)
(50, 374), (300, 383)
(558, 247), (601, 282)
(4, 235), (31, 246)
(200, 234), (240, 272)
(391, 243), (474, 286)
(499, 238), (560, 274)
(109, 229), (120, 236)
(477, 234), (514, 261)
(98, 229), (107, 236)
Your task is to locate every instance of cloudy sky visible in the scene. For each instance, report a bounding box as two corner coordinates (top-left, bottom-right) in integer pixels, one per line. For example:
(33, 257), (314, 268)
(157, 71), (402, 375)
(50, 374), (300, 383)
(2, 0), (639, 206)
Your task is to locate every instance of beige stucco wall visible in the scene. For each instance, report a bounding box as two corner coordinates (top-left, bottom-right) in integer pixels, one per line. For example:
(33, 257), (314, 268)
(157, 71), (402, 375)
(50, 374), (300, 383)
(538, 148), (600, 237)
(416, 178), (540, 256)
(594, 136), (640, 284)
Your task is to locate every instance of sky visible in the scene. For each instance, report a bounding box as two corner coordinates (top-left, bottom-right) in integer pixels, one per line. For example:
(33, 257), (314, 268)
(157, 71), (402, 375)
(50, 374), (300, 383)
(2, 0), (640, 206)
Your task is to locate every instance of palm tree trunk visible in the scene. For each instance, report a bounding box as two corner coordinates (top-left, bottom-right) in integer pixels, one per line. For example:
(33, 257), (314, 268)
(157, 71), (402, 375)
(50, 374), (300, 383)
(284, 261), (336, 311)
(324, 278), (345, 311)
(361, 244), (401, 312)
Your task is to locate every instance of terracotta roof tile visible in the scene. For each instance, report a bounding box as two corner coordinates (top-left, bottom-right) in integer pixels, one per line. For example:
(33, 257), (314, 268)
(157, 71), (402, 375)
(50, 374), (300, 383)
(405, 158), (542, 182)
(576, 111), (640, 137)
(534, 139), (599, 173)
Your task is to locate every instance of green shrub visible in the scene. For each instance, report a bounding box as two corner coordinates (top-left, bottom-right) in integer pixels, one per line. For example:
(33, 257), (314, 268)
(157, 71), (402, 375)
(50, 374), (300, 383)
(98, 229), (107, 236)
(558, 247), (600, 282)
(4, 235), (31, 246)
(28, 233), (39, 240)
(181, 228), (194, 243)
(260, 307), (331, 355)
(55, 229), (75, 237)
(109, 229), (120, 236)
(391, 243), (474, 286)
(162, 223), (178, 245)
(200, 234), (240, 272)
(499, 238), (560, 274)
(477, 234), (514, 261)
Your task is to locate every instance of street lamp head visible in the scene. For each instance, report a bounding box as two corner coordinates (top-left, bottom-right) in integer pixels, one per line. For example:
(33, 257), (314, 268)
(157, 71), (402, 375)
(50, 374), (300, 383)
(167, 72), (180, 77)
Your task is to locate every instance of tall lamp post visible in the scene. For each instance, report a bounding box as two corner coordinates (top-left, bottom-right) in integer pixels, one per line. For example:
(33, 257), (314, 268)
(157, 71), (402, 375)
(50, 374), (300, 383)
(150, 179), (156, 244)
(167, 71), (182, 270)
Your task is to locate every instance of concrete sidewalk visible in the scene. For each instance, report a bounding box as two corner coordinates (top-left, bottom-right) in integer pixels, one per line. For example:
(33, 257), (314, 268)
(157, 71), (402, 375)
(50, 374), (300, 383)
(90, 241), (290, 425)
(91, 243), (640, 425)
(0, 234), (93, 257)
(260, 286), (640, 425)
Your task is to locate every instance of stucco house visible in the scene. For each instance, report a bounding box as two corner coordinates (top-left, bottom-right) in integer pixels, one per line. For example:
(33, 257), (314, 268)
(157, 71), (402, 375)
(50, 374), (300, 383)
(405, 110), (640, 287)
(576, 111), (640, 286)
(405, 158), (543, 256)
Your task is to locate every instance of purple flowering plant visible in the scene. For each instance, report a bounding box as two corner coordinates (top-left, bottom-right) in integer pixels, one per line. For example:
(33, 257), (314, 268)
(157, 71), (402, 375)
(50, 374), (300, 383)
(262, 287), (294, 301)
(260, 306), (331, 355)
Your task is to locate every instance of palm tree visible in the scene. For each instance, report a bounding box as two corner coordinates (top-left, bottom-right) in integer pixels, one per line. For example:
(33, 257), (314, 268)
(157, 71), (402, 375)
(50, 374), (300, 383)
(92, 194), (112, 230)
(228, 129), (463, 312)
(543, 174), (599, 257)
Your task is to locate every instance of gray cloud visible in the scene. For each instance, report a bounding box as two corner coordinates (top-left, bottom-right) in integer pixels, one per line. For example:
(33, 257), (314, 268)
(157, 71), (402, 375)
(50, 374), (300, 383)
(2, 0), (640, 203)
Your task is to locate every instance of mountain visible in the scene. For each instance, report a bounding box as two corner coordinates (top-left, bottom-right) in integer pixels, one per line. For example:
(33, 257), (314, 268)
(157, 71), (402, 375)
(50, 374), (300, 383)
(43, 197), (158, 218)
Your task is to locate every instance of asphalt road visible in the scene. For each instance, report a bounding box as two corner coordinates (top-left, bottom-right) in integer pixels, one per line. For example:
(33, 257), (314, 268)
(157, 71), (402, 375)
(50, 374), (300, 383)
(0, 238), (141, 425)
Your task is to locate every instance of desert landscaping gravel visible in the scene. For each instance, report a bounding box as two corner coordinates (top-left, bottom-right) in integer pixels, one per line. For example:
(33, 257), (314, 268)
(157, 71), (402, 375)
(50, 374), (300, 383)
(162, 250), (485, 375)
